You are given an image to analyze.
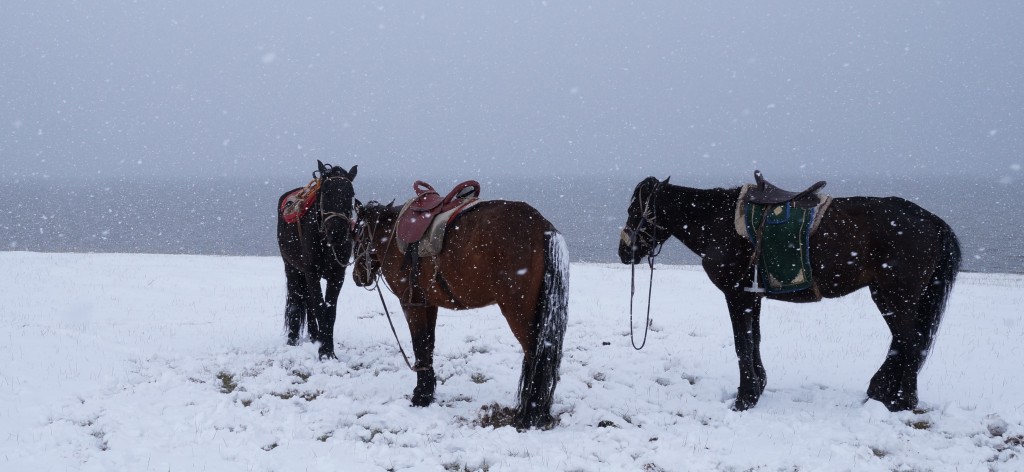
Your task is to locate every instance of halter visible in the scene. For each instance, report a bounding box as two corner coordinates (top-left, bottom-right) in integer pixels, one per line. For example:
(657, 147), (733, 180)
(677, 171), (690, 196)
(317, 174), (354, 268)
(625, 180), (666, 350)
(353, 208), (427, 372)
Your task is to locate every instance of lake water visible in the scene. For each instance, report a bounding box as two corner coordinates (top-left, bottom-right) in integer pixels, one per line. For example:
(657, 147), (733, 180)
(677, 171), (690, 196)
(2, 174), (1020, 274)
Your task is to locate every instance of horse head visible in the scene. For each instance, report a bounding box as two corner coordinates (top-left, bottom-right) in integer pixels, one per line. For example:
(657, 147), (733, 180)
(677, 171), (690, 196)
(317, 161), (358, 250)
(352, 200), (396, 287)
(618, 176), (671, 264)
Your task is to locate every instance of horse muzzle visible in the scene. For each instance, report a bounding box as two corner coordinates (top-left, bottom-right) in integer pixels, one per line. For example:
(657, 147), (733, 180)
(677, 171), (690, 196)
(620, 228), (634, 246)
(618, 229), (645, 264)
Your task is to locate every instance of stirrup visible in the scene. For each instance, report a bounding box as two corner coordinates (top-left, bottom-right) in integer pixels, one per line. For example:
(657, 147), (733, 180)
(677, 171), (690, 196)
(744, 265), (766, 293)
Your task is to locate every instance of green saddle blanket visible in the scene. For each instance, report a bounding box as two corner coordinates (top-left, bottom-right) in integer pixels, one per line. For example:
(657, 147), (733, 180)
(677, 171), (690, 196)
(744, 202), (817, 294)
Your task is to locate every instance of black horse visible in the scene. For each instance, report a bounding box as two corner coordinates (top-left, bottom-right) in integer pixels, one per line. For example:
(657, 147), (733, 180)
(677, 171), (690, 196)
(619, 175), (961, 412)
(276, 161), (357, 360)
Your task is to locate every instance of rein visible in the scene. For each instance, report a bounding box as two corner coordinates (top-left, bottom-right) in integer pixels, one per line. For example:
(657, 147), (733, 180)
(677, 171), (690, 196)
(354, 212), (427, 372)
(371, 277), (427, 372)
(627, 181), (666, 351)
(629, 251), (660, 350)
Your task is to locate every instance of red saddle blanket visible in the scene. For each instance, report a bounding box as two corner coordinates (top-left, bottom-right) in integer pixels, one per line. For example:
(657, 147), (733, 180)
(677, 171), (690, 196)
(280, 179), (321, 224)
(396, 180), (481, 245)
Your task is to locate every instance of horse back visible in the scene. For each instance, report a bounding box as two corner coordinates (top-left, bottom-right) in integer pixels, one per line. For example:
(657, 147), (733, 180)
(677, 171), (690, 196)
(276, 187), (325, 275)
(421, 200), (556, 306)
(807, 195), (954, 299)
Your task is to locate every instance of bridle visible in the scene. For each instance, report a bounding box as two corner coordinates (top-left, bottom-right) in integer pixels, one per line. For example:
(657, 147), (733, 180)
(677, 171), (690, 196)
(352, 211), (387, 288)
(621, 181), (667, 259)
(352, 208), (426, 372)
(317, 174), (355, 268)
(623, 180), (667, 350)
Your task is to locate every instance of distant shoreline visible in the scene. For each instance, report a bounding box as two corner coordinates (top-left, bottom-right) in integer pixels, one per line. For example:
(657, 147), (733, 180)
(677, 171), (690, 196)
(2, 175), (1020, 274)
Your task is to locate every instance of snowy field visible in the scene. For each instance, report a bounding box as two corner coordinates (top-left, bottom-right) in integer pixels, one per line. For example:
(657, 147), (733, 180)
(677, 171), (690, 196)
(1, 252), (1022, 471)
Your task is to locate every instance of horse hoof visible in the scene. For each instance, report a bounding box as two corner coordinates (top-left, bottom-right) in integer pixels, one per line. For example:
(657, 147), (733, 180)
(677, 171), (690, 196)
(515, 413), (556, 431)
(867, 392), (916, 412)
(867, 382), (917, 412)
(411, 393), (434, 407)
(286, 338), (299, 347)
(882, 395), (916, 412)
(732, 396), (758, 411)
(318, 347), (337, 361)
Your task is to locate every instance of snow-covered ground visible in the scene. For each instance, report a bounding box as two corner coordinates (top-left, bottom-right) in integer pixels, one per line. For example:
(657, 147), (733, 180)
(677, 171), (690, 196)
(1, 252), (1021, 471)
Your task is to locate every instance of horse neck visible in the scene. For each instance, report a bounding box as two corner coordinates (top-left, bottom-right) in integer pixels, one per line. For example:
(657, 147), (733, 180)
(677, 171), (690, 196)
(657, 184), (739, 256)
(371, 208), (402, 262)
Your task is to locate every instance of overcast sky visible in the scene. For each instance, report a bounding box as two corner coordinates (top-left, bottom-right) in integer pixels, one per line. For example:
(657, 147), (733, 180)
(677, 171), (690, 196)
(2, 1), (1021, 182)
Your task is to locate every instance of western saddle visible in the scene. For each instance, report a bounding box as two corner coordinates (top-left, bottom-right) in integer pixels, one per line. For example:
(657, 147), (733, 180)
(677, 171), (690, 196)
(397, 180), (481, 245)
(745, 170), (826, 208)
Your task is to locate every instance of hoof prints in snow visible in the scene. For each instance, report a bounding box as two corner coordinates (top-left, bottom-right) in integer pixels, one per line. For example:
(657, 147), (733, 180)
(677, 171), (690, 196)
(3, 254), (1024, 471)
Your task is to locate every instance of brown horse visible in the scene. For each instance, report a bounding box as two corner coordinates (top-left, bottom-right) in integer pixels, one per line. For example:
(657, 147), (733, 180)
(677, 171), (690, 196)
(352, 199), (569, 429)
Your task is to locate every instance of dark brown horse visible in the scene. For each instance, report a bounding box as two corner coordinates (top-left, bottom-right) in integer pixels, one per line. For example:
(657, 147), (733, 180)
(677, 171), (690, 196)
(276, 161), (357, 360)
(619, 176), (961, 412)
(352, 199), (568, 429)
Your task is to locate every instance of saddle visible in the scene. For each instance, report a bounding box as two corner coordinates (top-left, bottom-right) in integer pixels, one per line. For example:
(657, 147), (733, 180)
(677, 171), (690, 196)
(735, 171), (832, 299)
(280, 179), (321, 224)
(395, 180), (481, 308)
(397, 180), (481, 245)
(745, 170), (826, 208)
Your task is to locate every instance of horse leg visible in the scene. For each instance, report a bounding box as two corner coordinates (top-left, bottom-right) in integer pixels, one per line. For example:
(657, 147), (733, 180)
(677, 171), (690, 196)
(405, 305), (438, 407)
(725, 292), (766, 411)
(867, 284), (927, 411)
(315, 276), (343, 360)
(501, 299), (560, 429)
(301, 273), (330, 358)
(284, 264), (307, 346)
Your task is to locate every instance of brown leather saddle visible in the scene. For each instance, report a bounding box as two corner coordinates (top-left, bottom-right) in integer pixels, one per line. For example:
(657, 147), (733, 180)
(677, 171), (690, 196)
(745, 170), (826, 208)
(397, 180), (481, 245)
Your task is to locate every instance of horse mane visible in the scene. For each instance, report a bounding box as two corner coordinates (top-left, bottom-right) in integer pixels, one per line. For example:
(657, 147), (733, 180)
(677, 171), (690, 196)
(362, 200), (399, 221)
(364, 199), (396, 210)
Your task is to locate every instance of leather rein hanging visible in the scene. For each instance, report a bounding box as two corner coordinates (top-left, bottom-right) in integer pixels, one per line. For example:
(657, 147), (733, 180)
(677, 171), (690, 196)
(353, 213), (427, 373)
(627, 182), (666, 350)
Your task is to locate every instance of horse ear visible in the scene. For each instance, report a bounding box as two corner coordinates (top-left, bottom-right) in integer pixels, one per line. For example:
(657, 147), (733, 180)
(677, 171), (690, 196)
(662, 176), (671, 185)
(348, 165), (358, 181)
(317, 160), (326, 175)
(354, 198), (363, 212)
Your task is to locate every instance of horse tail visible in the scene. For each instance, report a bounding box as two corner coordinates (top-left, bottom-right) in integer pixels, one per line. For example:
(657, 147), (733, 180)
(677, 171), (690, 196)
(515, 230), (569, 429)
(919, 224), (961, 359)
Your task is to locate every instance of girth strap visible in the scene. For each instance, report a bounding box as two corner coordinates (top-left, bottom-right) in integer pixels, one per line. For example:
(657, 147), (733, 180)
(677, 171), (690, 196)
(435, 271), (467, 310)
(399, 244), (466, 310)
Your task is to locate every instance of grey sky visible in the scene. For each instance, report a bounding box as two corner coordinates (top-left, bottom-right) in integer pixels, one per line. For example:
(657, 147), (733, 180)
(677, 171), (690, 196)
(2, 1), (1022, 181)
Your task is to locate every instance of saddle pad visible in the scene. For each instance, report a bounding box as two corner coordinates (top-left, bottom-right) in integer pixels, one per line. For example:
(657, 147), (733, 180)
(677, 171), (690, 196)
(280, 180), (320, 224)
(733, 184), (833, 295)
(734, 184), (832, 238)
(744, 202), (818, 294)
(396, 199), (481, 257)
